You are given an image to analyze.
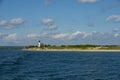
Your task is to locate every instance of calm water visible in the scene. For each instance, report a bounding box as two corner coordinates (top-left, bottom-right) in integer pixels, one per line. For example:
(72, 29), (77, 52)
(0, 48), (120, 80)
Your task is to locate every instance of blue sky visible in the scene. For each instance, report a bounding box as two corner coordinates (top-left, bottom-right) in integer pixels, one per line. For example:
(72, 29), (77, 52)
(0, 0), (120, 46)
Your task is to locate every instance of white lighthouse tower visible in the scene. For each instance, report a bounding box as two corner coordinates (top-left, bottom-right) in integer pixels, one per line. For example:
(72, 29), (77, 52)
(38, 40), (41, 48)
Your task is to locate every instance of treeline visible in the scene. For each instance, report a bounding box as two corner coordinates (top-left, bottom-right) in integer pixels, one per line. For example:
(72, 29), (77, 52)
(26, 44), (97, 47)
(25, 44), (120, 50)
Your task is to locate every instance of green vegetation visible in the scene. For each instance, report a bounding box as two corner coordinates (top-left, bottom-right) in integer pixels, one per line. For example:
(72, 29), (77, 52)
(25, 44), (120, 50)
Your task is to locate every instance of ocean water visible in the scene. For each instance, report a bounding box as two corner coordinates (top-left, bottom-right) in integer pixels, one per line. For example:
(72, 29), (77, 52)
(0, 48), (120, 80)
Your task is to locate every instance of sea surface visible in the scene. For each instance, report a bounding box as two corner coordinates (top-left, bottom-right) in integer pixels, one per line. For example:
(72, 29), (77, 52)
(0, 47), (120, 80)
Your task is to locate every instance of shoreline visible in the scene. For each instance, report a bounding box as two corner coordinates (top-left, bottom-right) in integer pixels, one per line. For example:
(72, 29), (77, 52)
(23, 49), (120, 52)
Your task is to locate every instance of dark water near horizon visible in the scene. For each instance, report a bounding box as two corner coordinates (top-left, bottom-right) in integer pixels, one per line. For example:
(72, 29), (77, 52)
(0, 48), (120, 80)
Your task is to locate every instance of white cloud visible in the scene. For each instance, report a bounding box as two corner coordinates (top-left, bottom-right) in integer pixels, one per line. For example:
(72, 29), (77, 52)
(41, 18), (58, 31)
(27, 33), (40, 39)
(83, 32), (93, 38)
(41, 18), (53, 25)
(47, 25), (58, 30)
(105, 15), (120, 23)
(113, 28), (120, 32)
(0, 20), (7, 25)
(9, 18), (24, 25)
(52, 31), (93, 40)
(78, 0), (99, 3)
(114, 33), (120, 38)
(70, 31), (93, 39)
(1, 31), (120, 45)
(0, 18), (25, 29)
(69, 31), (82, 39)
(5, 25), (15, 29)
(52, 33), (69, 39)
(41, 32), (48, 37)
(3, 33), (17, 41)
(0, 33), (20, 45)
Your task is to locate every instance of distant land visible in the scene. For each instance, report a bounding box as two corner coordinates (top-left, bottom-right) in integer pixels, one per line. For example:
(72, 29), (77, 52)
(0, 46), (24, 50)
(24, 44), (120, 52)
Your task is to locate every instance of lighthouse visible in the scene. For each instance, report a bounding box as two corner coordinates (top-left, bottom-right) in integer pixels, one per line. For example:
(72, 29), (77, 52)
(38, 40), (41, 48)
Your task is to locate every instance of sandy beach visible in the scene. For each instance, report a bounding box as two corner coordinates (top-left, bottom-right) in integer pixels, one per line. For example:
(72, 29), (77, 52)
(23, 48), (120, 52)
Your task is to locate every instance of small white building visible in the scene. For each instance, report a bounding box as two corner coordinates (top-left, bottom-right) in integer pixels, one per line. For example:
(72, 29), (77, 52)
(38, 40), (41, 47)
